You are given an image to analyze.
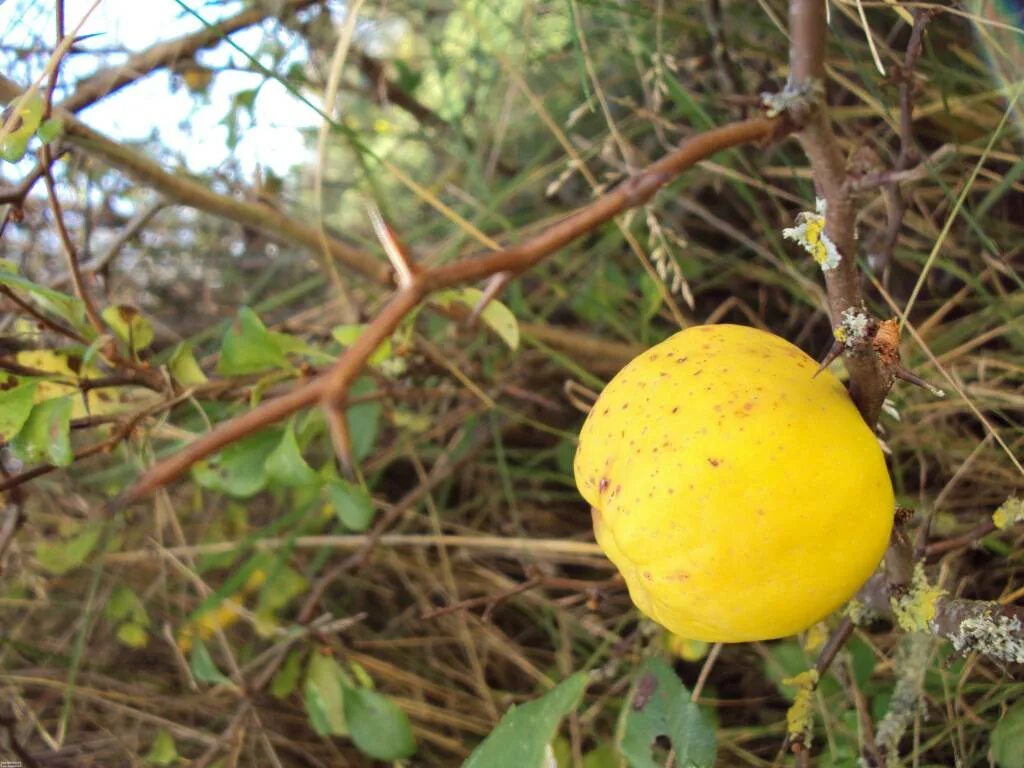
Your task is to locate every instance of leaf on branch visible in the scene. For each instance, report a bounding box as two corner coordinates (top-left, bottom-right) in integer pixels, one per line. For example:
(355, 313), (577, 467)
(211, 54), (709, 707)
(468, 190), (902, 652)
(192, 428), (281, 498)
(102, 304), (155, 353)
(326, 477), (375, 532)
(264, 419), (319, 487)
(167, 342), (208, 386)
(10, 395), (73, 467)
(217, 307), (291, 376)
(434, 288), (520, 350)
(0, 379), (38, 444)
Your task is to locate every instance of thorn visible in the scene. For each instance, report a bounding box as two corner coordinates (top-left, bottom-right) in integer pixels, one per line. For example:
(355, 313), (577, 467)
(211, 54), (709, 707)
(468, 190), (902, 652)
(469, 271), (513, 326)
(367, 204), (417, 289)
(894, 366), (945, 398)
(813, 339), (845, 378)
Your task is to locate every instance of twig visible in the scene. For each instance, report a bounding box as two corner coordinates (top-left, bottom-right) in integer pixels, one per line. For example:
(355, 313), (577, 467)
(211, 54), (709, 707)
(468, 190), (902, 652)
(869, 10), (937, 274)
(0, 285), (87, 343)
(39, 9), (106, 339)
(59, 0), (325, 114)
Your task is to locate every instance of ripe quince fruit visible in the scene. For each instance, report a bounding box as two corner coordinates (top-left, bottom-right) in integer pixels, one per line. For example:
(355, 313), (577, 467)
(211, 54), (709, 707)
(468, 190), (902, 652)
(574, 324), (893, 642)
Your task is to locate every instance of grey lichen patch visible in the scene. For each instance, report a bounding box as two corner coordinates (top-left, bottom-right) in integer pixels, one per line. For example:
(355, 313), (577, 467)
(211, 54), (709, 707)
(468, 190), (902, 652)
(947, 610), (1024, 664)
(761, 79), (824, 118)
(875, 633), (931, 755)
(834, 307), (870, 349)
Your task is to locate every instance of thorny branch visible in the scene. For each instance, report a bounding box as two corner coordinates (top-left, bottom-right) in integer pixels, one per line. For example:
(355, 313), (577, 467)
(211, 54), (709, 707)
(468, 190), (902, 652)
(120, 116), (781, 502)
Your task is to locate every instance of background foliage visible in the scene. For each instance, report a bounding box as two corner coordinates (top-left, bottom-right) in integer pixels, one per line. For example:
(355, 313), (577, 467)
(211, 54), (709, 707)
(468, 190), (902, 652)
(1, 1), (1023, 766)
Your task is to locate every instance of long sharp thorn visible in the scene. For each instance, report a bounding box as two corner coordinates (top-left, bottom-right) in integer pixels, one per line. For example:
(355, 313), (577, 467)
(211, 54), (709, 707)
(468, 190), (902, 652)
(894, 366), (945, 398)
(367, 204), (416, 289)
(813, 340), (844, 378)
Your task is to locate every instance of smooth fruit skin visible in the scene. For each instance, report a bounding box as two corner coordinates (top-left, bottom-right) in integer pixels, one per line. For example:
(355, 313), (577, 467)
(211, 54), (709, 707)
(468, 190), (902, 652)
(574, 324), (894, 642)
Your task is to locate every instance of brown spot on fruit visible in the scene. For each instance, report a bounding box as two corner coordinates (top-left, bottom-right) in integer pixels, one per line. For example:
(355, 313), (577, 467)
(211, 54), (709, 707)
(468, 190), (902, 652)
(708, 458), (722, 467)
(669, 570), (689, 582)
(599, 477), (610, 494)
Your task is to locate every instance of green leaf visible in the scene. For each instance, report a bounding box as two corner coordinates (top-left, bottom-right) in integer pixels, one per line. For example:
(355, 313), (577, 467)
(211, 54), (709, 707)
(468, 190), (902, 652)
(10, 396), (73, 466)
(347, 377), (381, 461)
(582, 743), (620, 768)
(992, 698), (1024, 768)
(326, 478), (375, 532)
(464, 672), (588, 768)
(304, 652), (349, 736)
(37, 117), (64, 143)
(271, 648), (305, 699)
(331, 324), (393, 365)
(116, 621), (149, 648)
(217, 307), (289, 375)
(192, 428), (280, 498)
(167, 342), (208, 386)
(345, 686), (417, 761)
(145, 728), (178, 766)
(35, 521), (103, 575)
(106, 585), (150, 625)
(256, 563), (308, 614)
(434, 288), (520, 350)
(264, 420), (319, 487)
(102, 304), (154, 352)
(0, 380), (38, 443)
(190, 638), (232, 685)
(617, 658), (716, 768)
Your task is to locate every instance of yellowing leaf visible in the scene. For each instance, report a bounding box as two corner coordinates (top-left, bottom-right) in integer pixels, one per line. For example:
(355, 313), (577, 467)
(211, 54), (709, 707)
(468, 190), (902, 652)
(145, 729), (178, 766)
(304, 652), (349, 737)
(434, 288), (520, 350)
(102, 304), (154, 352)
(116, 621), (149, 649)
(167, 342), (208, 386)
(10, 349), (144, 418)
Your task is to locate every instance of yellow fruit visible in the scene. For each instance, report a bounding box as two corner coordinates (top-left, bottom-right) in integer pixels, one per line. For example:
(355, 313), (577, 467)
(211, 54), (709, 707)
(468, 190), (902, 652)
(574, 324), (893, 642)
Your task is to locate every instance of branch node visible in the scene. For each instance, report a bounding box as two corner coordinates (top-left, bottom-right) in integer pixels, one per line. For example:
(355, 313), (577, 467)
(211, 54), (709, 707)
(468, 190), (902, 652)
(761, 78), (824, 121)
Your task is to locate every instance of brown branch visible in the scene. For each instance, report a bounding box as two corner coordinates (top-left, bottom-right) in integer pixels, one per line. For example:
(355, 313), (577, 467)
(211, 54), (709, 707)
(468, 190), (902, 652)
(41, 157), (106, 337)
(59, 0), (325, 114)
(120, 116), (781, 503)
(0, 73), (389, 284)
